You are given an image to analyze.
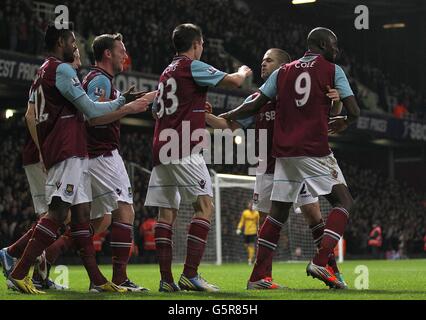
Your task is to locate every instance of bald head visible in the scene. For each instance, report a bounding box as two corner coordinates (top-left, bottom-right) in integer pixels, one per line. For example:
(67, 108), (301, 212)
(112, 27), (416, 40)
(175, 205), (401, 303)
(307, 27), (339, 62)
(261, 48), (291, 80)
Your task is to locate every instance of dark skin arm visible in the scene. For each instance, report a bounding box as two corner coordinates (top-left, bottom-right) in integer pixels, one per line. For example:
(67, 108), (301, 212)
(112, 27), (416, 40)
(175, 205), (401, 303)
(219, 92), (270, 120)
(328, 95), (361, 134)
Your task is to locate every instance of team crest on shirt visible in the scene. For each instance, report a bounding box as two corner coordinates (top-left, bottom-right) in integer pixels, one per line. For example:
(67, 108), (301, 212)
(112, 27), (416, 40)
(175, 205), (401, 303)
(94, 87), (105, 97)
(198, 179), (206, 189)
(128, 187), (133, 197)
(331, 169), (339, 179)
(65, 184), (74, 196)
(253, 193), (259, 203)
(71, 77), (81, 87)
(206, 66), (218, 75)
(116, 188), (122, 196)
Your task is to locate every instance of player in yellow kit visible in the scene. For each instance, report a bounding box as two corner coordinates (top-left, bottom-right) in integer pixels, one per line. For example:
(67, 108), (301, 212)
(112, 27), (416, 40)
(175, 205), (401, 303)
(236, 201), (260, 265)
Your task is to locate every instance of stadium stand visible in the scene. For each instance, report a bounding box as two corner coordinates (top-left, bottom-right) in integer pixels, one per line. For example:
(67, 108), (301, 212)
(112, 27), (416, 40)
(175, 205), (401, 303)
(1, 0), (424, 119)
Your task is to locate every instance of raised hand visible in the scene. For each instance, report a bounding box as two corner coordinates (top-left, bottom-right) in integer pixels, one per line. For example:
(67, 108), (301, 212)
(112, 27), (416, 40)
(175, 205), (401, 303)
(238, 65), (253, 77)
(122, 85), (147, 103)
(125, 96), (151, 114)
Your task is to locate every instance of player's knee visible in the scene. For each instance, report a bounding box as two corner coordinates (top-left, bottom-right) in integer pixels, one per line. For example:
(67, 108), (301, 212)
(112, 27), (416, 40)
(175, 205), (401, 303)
(113, 202), (135, 224)
(342, 195), (354, 213)
(158, 207), (176, 225)
(92, 215), (111, 234)
(301, 202), (321, 225)
(270, 201), (291, 223)
(70, 203), (91, 224)
(195, 196), (214, 220)
(47, 197), (70, 223)
(337, 192), (354, 213)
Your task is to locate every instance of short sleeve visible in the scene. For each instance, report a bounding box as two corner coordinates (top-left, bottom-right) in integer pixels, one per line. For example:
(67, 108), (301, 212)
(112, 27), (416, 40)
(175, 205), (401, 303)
(334, 64), (354, 99)
(259, 69), (279, 99)
(55, 63), (86, 102)
(190, 60), (227, 87)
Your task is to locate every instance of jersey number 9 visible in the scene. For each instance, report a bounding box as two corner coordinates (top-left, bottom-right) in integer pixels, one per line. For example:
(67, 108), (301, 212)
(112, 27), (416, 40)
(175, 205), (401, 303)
(294, 72), (311, 107)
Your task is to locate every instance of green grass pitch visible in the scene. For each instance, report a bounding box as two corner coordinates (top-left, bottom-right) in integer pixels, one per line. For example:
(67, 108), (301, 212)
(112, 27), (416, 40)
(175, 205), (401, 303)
(1, 260), (425, 300)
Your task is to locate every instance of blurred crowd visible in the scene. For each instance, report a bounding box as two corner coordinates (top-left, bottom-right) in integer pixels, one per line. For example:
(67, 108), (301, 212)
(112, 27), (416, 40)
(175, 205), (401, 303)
(0, 0), (425, 119)
(341, 162), (426, 257)
(0, 117), (425, 258)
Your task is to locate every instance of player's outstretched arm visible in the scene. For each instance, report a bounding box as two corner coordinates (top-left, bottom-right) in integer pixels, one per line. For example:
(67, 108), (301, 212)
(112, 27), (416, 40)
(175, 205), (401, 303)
(205, 101), (241, 130)
(88, 91), (157, 126)
(217, 65), (253, 89)
(219, 93), (269, 121)
(55, 63), (128, 119)
(206, 113), (241, 130)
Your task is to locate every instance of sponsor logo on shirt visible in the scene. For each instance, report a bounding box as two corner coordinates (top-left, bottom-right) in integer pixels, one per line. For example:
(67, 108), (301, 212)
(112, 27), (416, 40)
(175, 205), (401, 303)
(56, 182), (62, 190)
(94, 87), (105, 97)
(116, 188), (122, 196)
(128, 187), (133, 197)
(207, 66), (218, 75)
(198, 179), (206, 189)
(71, 77), (81, 87)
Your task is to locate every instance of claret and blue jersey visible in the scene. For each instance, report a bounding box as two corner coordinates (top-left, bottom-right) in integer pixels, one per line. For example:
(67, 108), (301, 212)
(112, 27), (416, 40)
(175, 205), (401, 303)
(259, 51), (354, 158)
(152, 55), (226, 166)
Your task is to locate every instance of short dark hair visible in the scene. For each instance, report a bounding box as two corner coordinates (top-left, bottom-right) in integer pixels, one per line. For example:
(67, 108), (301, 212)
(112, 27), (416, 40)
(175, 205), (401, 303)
(269, 48), (292, 64)
(92, 33), (123, 62)
(172, 23), (203, 53)
(44, 22), (74, 51)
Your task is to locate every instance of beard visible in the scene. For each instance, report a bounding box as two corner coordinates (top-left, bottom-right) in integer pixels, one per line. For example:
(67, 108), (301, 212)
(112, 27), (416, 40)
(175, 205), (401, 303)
(63, 49), (75, 63)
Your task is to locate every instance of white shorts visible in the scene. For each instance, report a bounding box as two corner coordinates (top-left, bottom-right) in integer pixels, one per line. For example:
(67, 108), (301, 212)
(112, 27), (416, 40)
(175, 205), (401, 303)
(253, 173), (318, 214)
(46, 157), (92, 206)
(144, 153), (213, 210)
(271, 153), (346, 203)
(89, 149), (133, 220)
(24, 162), (48, 215)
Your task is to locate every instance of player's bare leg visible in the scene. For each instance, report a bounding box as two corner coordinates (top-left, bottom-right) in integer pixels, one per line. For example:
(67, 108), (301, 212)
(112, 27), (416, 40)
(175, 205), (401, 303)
(259, 211), (268, 226)
(307, 184), (353, 289)
(110, 202), (148, 291)
(178, 195), (219, 292)
(247, 201), (291, 290)
(91, 214), (112, 234)
(156, 207), (179, 292)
